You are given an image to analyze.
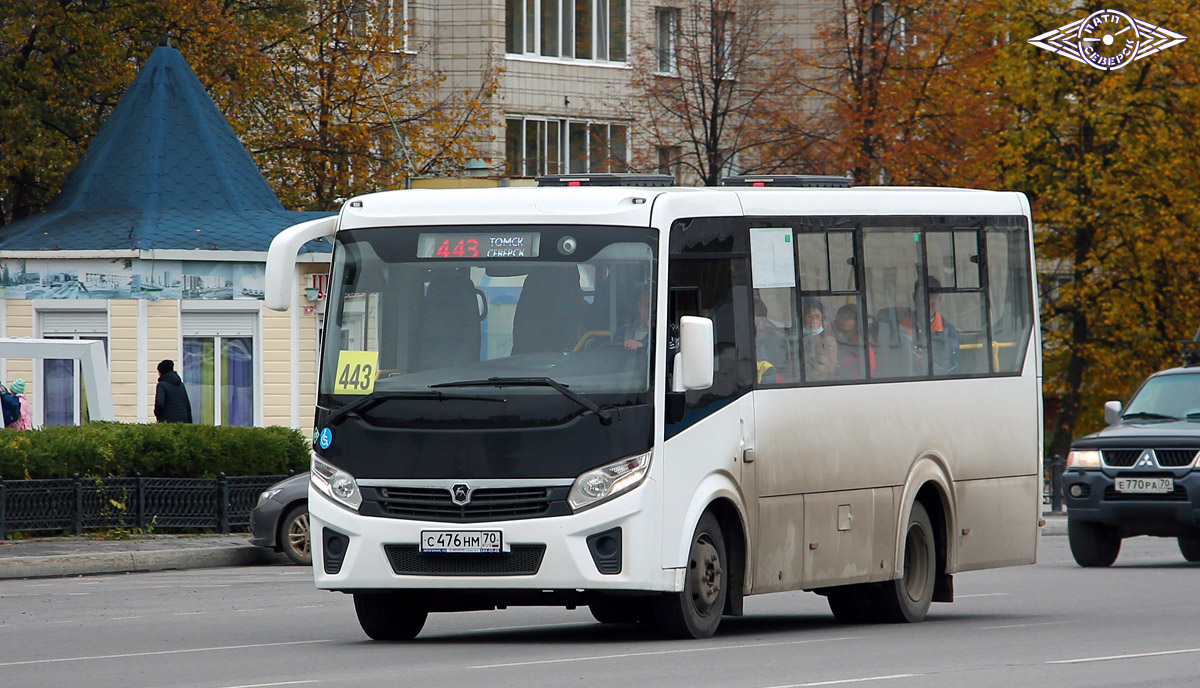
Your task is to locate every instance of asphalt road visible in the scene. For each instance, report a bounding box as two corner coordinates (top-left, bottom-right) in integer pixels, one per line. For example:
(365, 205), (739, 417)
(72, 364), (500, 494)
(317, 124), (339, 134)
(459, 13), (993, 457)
(2, 535), (1198, 688)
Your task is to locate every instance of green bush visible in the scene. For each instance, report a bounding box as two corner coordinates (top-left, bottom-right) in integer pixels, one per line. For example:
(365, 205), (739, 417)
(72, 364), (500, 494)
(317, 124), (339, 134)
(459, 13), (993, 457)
(0, 423), (311, 480)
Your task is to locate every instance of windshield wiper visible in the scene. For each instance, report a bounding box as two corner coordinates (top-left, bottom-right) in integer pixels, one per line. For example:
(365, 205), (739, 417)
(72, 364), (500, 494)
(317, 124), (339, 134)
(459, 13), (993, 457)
(325, 390), (505, 426)
(432, 376), (616, 425)
(1122, 411), (1179, 421)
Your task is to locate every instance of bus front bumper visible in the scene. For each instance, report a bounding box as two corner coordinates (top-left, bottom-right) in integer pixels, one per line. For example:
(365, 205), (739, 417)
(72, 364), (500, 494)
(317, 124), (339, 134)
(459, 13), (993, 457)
(308, 481), (676, 593)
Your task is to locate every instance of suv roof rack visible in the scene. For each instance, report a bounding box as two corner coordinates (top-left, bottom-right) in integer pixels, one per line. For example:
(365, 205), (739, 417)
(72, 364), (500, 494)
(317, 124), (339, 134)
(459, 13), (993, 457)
(536, 173), (676, 187)
(1182, 326), (1200, 367)
(720, 175), (852, 188)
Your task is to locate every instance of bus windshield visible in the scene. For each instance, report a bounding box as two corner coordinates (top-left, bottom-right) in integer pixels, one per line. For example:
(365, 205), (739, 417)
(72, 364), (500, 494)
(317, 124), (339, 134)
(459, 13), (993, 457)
(319, 224), (657, 411)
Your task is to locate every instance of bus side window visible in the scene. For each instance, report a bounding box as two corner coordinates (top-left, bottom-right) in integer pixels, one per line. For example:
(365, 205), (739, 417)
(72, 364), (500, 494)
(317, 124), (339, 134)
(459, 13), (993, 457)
(667, 258), (752, 409)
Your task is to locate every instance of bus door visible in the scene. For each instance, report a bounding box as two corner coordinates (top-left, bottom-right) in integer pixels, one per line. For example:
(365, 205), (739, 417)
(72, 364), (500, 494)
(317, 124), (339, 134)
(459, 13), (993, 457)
(663, 245), (756, 569)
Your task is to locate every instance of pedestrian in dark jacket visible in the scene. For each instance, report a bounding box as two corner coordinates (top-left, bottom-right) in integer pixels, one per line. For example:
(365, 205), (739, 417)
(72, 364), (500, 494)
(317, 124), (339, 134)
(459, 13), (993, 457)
(154, 359), (193, 423)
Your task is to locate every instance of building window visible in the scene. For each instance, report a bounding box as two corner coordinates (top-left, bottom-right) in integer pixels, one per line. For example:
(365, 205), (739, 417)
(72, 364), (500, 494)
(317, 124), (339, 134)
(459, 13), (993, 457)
(657, 145), (681, 182)
(347, 0), (408, 50)
(656, 7), (678, 73)
(507, 0), (626, 61)
(506, 117), (627, 176)
(505, 117), (563, 176)
(38, 309), (108, 427)
(181, 310), (257, 427)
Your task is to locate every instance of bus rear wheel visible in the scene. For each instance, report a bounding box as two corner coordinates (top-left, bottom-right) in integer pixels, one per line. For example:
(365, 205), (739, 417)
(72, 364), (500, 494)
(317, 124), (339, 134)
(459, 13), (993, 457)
(875, 501), (936, 623)
(654, 511), (727, 639)
(1068, 519), (1120, 567)
(353, 592), (428, 640)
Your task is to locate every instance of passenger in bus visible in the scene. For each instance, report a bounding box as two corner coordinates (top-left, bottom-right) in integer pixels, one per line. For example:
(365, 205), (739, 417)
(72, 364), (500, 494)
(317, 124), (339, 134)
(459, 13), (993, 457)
(901, 276), (960, 375)
(801, 298), (837, 381)
(833, 304), (875, 379)
(754, 298), (787, 383)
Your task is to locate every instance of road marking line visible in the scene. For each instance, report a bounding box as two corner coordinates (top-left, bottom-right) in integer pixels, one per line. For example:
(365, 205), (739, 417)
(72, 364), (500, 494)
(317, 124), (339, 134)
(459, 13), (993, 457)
(763, 674), (920, 687)
(1048, 647), (1200, 664)
(0, 639), (335, 667)
(470, 636), (861, 669)
(956, 593), (1009, 598)
(110, 616), (143, 621)
(219, 682), (317, 688)
(981, 620), (1078, 630)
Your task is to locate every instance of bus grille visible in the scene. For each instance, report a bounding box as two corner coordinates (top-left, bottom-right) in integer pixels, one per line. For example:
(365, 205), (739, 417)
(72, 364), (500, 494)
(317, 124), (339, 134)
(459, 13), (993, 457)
(1103, 485), (1189, 502)
(367, 486), (569, 522)
(384, 544), (546, 576)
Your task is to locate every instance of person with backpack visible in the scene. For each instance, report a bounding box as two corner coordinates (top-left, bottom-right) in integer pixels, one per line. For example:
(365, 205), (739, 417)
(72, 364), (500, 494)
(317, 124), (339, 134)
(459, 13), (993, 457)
(2, 378), (32, 430)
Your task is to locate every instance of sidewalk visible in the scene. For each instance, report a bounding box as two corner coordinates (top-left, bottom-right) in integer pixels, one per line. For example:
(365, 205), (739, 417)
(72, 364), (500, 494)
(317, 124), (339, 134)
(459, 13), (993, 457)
(0, 532), (287, 580)
(0, 513), (1069, 581)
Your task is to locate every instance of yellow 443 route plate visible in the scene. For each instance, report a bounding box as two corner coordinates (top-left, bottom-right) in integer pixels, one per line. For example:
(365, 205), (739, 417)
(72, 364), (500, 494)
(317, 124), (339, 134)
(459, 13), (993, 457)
(334, 350), (379, 395)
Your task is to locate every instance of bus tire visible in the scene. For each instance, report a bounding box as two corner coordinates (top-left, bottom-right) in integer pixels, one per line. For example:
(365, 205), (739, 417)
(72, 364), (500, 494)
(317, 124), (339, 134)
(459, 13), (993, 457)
(654, 511), (727, 639)
(1178, 536), (1200, 563)
(826, 585), (876, 624)
(590, 597), (655, 624)
(353, 592), (428, 640)
(876, 501), (936, 623)
(1068, 519), (1120, 567)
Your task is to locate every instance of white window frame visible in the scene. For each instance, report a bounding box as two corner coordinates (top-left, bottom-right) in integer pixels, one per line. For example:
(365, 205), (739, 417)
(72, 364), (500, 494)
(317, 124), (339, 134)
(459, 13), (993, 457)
(180, 302), (263, 427)
(655, 7), (679, 74)
(34, 302), (110, 428)
(507, 0), (627, 63)
(346, 0), (409, 51)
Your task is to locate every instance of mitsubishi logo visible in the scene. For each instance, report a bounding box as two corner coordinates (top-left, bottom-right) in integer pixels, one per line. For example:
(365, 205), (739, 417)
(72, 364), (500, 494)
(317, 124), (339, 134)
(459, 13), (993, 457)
(450, 483), (471, 505)
(1135, 451), (1157, 468)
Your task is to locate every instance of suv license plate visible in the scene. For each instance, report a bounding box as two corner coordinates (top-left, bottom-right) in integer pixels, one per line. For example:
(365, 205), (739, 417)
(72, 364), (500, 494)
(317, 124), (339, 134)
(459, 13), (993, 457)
(420, 530), (502, 554)
(1115, 477), (1173, 494)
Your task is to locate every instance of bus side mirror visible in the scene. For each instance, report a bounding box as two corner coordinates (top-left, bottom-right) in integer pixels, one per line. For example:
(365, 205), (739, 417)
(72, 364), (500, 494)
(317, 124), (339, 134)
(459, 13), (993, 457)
(265, 216), (338, 311)
(677, 316), (714, 391)
(1104, 401), (1122, 426)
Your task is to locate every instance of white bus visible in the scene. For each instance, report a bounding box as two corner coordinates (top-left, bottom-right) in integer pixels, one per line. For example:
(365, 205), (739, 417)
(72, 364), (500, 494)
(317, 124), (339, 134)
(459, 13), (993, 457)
(265, 175), (1042, 640)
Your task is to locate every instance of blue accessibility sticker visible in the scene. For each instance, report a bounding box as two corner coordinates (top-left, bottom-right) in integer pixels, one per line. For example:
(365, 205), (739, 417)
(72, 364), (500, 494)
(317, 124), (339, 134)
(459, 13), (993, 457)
(319, 427), (333, 450)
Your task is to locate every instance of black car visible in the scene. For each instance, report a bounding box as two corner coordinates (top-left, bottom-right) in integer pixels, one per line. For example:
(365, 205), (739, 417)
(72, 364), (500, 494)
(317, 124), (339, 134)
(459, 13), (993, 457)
(1062, 363), (1200, 567)
(249, 473), (311, 565)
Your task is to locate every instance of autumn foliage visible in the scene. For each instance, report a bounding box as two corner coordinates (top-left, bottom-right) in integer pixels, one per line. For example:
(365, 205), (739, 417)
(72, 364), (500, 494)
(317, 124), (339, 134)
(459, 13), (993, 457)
(0, 0), (497, 220)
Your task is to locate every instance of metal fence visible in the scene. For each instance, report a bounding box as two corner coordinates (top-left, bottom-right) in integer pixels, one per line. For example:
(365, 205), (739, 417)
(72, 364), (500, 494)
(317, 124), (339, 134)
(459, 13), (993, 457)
(0, 473), (293, 539)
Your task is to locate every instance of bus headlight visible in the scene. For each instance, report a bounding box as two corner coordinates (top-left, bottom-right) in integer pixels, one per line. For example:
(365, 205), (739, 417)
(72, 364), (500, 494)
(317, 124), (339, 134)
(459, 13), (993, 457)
(568, 451), (651, 512)
(312, 455), (363, 510)
(1066, 450), (1101, 468)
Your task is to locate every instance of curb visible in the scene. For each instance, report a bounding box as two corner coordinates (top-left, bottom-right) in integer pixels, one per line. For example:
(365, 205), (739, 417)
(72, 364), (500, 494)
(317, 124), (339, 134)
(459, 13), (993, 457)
(0, 546), (283, 580)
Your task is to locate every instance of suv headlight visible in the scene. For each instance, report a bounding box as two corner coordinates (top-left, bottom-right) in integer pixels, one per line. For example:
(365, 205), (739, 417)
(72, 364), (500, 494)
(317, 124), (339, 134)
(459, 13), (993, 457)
(312, 455), (363, 510)
(568, 451), (651, 512)
(1066, 450), (1101, 468)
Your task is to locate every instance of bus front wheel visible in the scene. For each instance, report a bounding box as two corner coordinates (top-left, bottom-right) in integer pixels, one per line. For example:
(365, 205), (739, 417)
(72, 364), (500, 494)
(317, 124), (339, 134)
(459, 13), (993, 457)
(353, 592), (428, 640)
(655, 511), (727, 639)
(876, 501), (936, 623)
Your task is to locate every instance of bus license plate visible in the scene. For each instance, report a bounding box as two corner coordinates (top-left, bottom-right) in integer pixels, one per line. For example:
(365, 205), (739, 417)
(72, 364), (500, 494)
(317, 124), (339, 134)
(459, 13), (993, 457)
(420, 530), (502, 554)
(1115, 477), (1173, 494)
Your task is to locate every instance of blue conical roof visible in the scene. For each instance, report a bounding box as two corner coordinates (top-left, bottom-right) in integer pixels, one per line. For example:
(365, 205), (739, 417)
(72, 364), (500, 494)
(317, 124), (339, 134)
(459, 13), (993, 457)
(0, 45), (331, 252)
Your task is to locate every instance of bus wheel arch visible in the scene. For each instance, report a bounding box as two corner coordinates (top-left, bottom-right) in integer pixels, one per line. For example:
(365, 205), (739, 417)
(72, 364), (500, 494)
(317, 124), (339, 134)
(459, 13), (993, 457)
(706, 497), (747, 617)
(895, 457), (957, 603)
